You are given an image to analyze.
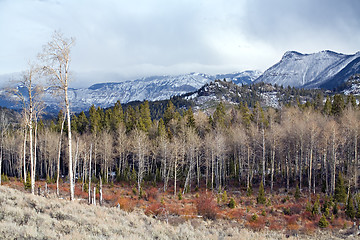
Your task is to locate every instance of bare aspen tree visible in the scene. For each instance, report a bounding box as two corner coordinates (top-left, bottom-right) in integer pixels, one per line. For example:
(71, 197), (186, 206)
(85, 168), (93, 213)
(341, 108), (360, 189)
(89, 144), (92, 204)
(22, 121), (27, 183)
(93, 186), (96, 206)
(10, 63), (43, 194)
(172, 137), (180, 196)
(73, 137), (80, 190)
(268, 121), (282, 193)
(99, 174), (103, 206)
(39, 31), (75, 200)
(56, 111), (66, 196)
(116, 123), (127, 177)
(0, 112), (9, 185)
(132, 128), (148, 194)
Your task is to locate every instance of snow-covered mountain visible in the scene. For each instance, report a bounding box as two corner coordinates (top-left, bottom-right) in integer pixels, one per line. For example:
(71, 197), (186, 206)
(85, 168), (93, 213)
(0, 71), (261, 113)
(255, 50), (360, 89)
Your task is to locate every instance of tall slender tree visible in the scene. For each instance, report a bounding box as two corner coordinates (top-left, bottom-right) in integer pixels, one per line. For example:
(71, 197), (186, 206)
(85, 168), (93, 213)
(39, 31), (76, 200)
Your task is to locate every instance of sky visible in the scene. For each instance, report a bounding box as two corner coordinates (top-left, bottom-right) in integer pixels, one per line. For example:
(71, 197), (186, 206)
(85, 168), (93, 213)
(0, 0), (360, 87)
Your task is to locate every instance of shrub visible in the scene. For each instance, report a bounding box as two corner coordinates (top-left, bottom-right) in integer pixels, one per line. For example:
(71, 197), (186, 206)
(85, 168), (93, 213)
(333, 202), (338, 215)
(178, 190), (182, 200)
(83, 182), (88, 193)
(289, 204), (302, 215)
(283, 207), (291, 215)
(257, 181), (266, 204)
(266, 198), (271, 207)
(196, 193), (218, 220)
(312, 197), (320, 216)
(139, 187), (145, 199)
(246, 216), (265, 231)
(251, 213), (258, 222)
(228, 197), (236, 209)
(132, 187), (137, 196)
(147, 187), (158, 201)
(222, 191), (228, 203)
(1, 173), (9, 182)
(318, 215), (329, 228)
(247, 184), (253, 196)
(305, 201), (312, 212)
(145, 202), (164, 216)
(261, 209), (266, 216)
(115, 197), (135, 212)
(285, 215), (298, 225)
(294, 185), (300, 201)
(24, 172), (31, 191)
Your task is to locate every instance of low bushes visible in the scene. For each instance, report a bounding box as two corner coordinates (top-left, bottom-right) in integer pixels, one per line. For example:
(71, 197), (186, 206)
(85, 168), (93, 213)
(195, 193), (218, 220)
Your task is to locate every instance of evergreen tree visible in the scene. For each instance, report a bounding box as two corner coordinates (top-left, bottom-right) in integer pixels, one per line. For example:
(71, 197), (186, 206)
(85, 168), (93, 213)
(322, 96), (332, 115)
(312, 197), (320, 216)
(125, 106), (137, 132)
(240, 103), (251, 128)
(103, 109), (112, 131)
(345, 191), (355, 220)
(140, 101), (152, 132)
(313, 93), (324, 110)
(331, 94), (345, 116)
(334, 172), (347, 203)
(111, 100), (124, 131)
(185, 107), (196, 128)
(229, 197), (236, 209)
(157, 118), (166, 137)
(213, 102), (226, 127)
(257, 181), (266, 204)
(318, 215), (329, 228)
(24, 172), (31, 190)
(294, 185), (300, 201)
(89, 105), (101, 134)
(346, 94), (357, 109)
(164, 101), (175, 125)
(71, 114), (78, 133)
(77, 111), (88, 134)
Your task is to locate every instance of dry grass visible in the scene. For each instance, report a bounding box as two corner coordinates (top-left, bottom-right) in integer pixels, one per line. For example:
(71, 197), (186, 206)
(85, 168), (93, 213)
(0, 184), (357, 239)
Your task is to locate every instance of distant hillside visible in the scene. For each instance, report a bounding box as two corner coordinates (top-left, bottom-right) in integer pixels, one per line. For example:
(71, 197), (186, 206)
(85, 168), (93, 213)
(0, 71), (261, 113)
(183, 79), (325, 111)
(255, 50), (360, 89)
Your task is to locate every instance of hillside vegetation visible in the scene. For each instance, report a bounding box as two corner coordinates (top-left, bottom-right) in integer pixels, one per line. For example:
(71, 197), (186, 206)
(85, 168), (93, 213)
(0, 185), (357, 240)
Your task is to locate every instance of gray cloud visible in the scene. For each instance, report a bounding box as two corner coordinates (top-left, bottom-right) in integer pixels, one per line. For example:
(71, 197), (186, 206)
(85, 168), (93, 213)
(0, 0), (359, 87)
(243, 0), (360, 54)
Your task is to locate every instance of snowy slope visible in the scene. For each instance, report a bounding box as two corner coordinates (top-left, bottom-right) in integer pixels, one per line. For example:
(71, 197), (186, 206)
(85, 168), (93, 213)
(0, 71), (260, 112)
(255, 50), (360, 89)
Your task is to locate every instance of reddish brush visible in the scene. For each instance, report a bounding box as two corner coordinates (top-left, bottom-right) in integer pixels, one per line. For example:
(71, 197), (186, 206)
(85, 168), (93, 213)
(145, 203), (165, 216)
(195, 193), (218, 220)
(147, 187), (159, 201)
(245, 217), (266, 231)
(115, 197), (135, 212)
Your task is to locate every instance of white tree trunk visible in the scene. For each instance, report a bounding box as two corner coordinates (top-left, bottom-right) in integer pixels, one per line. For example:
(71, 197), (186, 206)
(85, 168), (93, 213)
(23, 128), (27, 183)
(99, 175), (103, 206)
(56, 112), (66, 196)
(89, 144), (92, 204)
(65, 86), (74, 201)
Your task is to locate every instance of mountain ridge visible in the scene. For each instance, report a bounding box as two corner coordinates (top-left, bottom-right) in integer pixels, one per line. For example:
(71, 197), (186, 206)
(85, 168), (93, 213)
(255, 50), (360, 89)
(0, 70), (261, 113)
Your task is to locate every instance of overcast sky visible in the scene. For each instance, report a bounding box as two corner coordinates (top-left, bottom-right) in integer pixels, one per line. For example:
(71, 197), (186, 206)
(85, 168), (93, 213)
(1, 0), (360, 87)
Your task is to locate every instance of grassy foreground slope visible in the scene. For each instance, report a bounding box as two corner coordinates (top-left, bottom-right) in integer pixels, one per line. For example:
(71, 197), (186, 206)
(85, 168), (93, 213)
(0, 185), (354, 240)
